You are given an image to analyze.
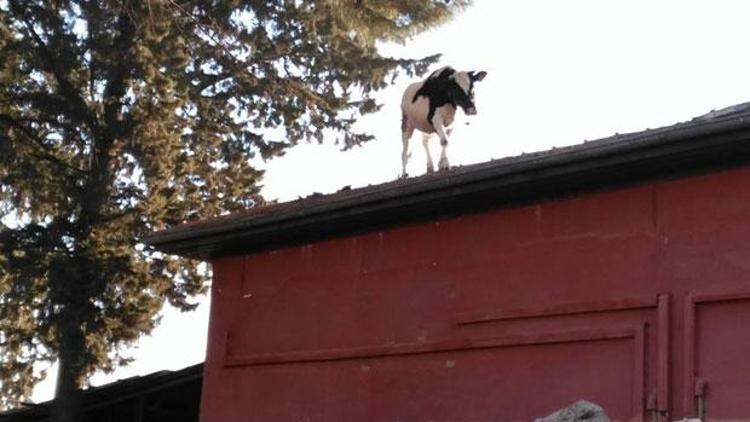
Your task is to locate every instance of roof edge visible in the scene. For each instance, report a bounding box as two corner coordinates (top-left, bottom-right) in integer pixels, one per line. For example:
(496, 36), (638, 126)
(145, 112), (750, 259)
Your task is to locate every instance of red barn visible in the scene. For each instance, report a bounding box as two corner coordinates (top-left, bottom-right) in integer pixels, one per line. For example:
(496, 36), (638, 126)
(147, 104), (750, 421)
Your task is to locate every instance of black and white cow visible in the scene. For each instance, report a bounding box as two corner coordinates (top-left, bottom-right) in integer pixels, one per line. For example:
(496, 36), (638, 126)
(400, 66), (487, 177)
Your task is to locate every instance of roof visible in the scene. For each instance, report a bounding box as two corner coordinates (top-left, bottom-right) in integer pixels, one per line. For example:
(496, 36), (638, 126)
(0, 363), (202, 422)
(145, 103), (750, 260)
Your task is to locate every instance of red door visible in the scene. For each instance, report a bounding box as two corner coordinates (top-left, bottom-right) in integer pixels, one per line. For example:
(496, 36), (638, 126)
(685, 292), (750, 421)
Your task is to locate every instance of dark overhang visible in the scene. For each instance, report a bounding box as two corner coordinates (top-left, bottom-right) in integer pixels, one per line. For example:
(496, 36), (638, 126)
(0, 363), (202, 422)
(144, 104), (750, 260)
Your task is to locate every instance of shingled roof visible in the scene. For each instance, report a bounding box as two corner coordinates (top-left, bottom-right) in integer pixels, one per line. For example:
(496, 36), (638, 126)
(145, 103), (750, 260)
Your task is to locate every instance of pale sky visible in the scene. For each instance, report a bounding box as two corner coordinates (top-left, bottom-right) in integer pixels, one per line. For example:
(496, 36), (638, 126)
(32, 0), (750, 401)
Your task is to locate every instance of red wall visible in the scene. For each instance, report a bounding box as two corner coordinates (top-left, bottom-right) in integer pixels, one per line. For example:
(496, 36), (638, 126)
(200, 166), (750, 421)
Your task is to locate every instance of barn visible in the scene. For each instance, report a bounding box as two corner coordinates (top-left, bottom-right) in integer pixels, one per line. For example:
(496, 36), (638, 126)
(147, 103), (750, 421)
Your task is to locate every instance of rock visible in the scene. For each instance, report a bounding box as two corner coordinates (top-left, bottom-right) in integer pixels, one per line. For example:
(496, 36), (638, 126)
(534, 400), (610, 422)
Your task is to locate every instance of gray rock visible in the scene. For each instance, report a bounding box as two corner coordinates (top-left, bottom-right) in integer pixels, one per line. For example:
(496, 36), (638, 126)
(534, 400), (610, 422)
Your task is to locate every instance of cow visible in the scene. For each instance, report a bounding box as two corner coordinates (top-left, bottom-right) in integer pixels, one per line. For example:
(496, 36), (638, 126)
(400, 66), (487, 177)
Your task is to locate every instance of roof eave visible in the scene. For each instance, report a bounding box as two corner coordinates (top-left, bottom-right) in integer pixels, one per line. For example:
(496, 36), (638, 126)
(145, 114), (750, 260)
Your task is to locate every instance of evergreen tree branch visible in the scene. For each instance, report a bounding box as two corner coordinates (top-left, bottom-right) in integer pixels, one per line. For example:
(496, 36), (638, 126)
(101, 8), (135, 140)
(17, 12), (98, 131)
(0, 113), (87, 175)
(164, 0), (243, 64)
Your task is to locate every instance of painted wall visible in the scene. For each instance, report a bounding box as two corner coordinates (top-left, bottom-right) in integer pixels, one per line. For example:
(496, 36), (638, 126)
(200, 166), (750, 421)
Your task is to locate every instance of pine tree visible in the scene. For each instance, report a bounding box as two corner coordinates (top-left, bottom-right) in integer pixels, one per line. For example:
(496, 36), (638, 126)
(0, 0), (470, 420)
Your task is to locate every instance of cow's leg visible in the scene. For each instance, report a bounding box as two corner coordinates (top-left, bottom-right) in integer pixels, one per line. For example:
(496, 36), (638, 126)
(432, 116), (450, 171)
(401, 117), (415, 178)
(441, 128), (453, 170)
(438, 144), (449, 170)
(422, 132), (434, 173)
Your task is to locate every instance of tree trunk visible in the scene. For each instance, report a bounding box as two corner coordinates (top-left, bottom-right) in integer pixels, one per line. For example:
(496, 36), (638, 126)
(51, 320), (85, 422)
(51, 359), (82, 422)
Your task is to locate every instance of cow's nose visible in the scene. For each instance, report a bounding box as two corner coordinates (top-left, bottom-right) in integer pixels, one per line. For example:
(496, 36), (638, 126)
(465, 107), (477, 115)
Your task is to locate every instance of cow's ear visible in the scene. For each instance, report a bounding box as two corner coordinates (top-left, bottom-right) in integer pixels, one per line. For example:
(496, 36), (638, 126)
(470, 71), (487, 82)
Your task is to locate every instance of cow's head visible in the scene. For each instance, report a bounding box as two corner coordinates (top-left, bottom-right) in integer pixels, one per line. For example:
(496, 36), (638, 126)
(450, 70), (487, 115)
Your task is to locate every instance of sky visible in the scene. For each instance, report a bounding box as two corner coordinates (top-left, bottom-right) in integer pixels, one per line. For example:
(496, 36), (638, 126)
(31, 0), (750, 401)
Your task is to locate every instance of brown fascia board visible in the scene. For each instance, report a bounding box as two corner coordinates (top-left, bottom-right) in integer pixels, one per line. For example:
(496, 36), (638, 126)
(143, 110), (750, 260)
